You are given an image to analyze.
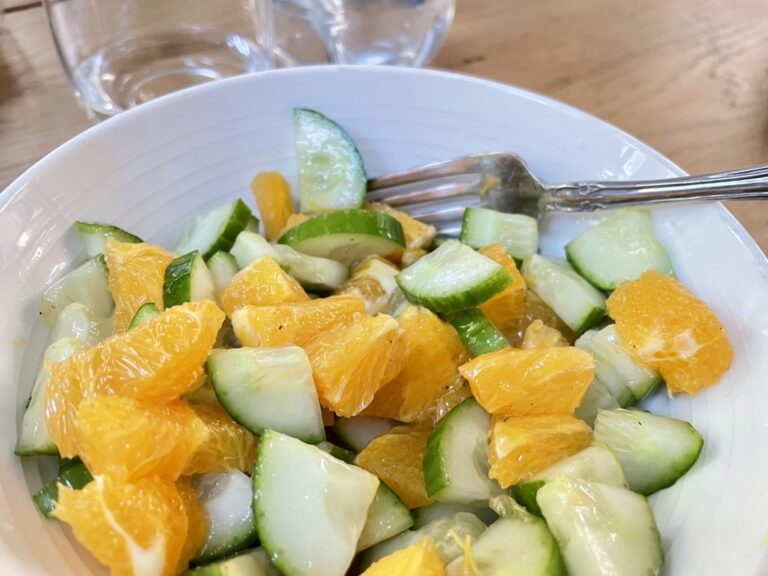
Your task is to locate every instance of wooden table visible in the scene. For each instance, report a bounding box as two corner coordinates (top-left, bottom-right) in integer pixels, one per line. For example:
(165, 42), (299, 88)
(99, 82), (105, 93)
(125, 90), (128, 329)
(2, 0), (767, 251)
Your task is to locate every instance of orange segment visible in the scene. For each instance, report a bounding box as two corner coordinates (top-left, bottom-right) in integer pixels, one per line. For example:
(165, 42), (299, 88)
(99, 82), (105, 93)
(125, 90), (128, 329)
(104, 239), (175, 331)
(231, 295), (366, 347)
(488, 415), (592, 488)
(53, 475), (188, 576)
(356, 425), (433, 509)
(499, 290), (575, 347)
(478, 244), (527, 333)
(220, 256), (309, 316)
(336, 256), (406, 315)
(606, 271), (733, 395)
(364, 306), (469, 422)
(75, 396), (209, 481)
(362, 538), (446, 575)
(305, 313), (405, 417)
(401, 248), (428, 267)
(367, 202), (436, 250)
(459, 347), (594, 416)
(183, 402), (258, 475)
(251, 171), (294, 241)
(521, 319), (568, 349)
(177, 478), (209, 572)
(46, 301), (225, 457)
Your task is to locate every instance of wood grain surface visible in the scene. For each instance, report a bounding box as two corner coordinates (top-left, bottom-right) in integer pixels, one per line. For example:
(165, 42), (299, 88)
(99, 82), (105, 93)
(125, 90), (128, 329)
(1, 0), (767, 250)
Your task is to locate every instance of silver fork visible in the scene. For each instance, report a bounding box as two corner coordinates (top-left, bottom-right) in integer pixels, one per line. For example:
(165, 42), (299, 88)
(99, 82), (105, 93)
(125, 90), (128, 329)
(366, 152), (768, 236)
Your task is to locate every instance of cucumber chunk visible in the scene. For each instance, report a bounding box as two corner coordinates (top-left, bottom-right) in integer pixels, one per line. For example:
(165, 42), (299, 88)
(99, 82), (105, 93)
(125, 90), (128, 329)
(357, 483), (414, 551)
(446, 496), (564, 576)
(316, 441), (355, 463)
(295, 108), (367, 213)
(231, 231), (349, 292)
(573, 378), (621, 426)
(48, 301), (113, 345)
(594, 408), (704, 495)
(191, 470), (259, 565)
(176, 199), (254, 259)
(33, 458), (93, 518)
(39, 255), (114, 328)
(278, 209), (404, 266)
(337, 256), (407, 316)
(412, 502), (498, 529)
(523, 255), (605, 334)
(423, 398), (502, 504)
(252, 430), (379, 576)
(396, 240), (513, 314)
(184, 549), (279, 576)
(128, 303), (161, 329)
(18, 301), (112, 457)
(208, 347), (325, 443)
(538, 477), (663, 576)
(207, 251), (240, 300)
(565, 208), (674, 290)
(459, 207), (538, 262)
(359, 512), (486, 570)
(76, 221), (142, 257)
(512, 445), (627, 515)
(444, 308), (508, 356)
(163, 251), (216, 308)
(575, 331), (634, 407)
(578, 325), (661, 403)
(332, 416), (397, 452)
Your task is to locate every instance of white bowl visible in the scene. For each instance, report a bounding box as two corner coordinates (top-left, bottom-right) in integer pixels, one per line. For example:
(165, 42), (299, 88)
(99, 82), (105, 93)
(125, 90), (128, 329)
(2, 66), (767, 575)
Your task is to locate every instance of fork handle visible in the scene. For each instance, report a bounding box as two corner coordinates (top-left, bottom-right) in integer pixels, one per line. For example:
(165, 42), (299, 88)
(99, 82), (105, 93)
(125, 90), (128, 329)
(547, 164), (768, 211)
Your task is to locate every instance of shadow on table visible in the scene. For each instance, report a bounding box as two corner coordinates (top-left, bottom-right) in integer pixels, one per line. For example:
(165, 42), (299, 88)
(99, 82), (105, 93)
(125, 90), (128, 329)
(0, 27), (25, 105)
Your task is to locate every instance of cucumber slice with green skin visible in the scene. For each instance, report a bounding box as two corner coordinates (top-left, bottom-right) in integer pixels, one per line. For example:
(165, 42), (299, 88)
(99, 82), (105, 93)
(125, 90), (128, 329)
(272, 245), (349, 292)
(17, 337), (86, 456)
(208, 347), (325, 443)
(231, 231), (349, 292)
(176, 199), (254, 259)
(76, 221), (142, 257)
(594, 408), (704, 495)
(573, 378), (621, 426)
(39, 255), (114, 329)
(185, 549), (279, 576)
(424, 398), (502, 504)
(537, 477), (663, 576)
(48, 301), (113, 346)
(523, 255), (606, 334)
(512, 445), (627, 516)
(245, 215), (261, 234)
(316, 441), (355, 463)
(191, 470), (259, 566)
(565, 208), (674, 291)
(332, 416), (397, 452)
(278, 209), (404, 267)
(295, 108), (367, 214)
(446, 496), (564, 576)
(575, 331), (634, 407)
(412, 502), (498, 529)
(444, 309), (508, 357)
(359, 512), (486, 570)
(32, 458), (93, 518)
(252, 430), (379, 576)
(163, 251), (216, 308)
(128, 303), (160, 329)
(396, 240), (513, 314)
(207, 251), (240, 300)
(357, 483), (414, 551)
(579, 325), (661, 402)
(459, 207), (539, 261)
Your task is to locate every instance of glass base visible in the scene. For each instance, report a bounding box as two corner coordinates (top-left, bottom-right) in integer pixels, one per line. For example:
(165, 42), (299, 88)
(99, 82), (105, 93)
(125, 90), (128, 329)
(71, 29), (271, 120)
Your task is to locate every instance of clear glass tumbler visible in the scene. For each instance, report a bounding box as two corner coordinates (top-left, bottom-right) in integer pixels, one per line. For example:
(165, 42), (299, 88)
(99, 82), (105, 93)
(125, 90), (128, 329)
(260, 0), (455, 67)
(45, 0), (274, 120)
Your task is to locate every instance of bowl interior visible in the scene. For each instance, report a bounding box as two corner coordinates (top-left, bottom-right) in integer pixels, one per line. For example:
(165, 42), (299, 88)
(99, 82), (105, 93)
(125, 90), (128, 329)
(2, 66), (767, 575)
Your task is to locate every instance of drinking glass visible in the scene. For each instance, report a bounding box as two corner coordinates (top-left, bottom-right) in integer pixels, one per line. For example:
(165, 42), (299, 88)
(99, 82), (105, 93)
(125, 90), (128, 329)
(44, 0), (274, 120)
(259, 0), (455, 67)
